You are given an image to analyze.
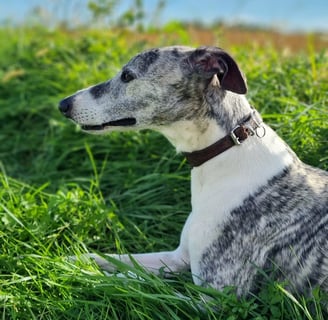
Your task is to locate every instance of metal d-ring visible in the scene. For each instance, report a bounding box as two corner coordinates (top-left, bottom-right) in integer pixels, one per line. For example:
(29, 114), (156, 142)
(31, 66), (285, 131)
(255, 125), (266, 138)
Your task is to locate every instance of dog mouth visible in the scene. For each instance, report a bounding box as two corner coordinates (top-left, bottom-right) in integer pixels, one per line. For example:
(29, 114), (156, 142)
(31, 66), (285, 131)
(81, 118), (137, 131)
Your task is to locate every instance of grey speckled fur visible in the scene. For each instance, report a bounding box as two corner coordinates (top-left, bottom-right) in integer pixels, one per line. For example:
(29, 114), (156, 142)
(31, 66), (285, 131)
(200, 159), (328, 295)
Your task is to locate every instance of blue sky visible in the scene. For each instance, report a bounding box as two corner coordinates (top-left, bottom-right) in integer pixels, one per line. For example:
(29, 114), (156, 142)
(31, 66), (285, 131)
(1, 0), (327, 32)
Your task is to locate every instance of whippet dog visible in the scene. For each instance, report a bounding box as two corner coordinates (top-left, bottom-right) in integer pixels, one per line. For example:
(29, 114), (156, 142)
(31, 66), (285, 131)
(59, 46), (328, 296)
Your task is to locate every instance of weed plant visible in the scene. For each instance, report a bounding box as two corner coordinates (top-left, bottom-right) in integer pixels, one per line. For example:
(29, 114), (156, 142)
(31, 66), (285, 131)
(0, 25), (327, 319)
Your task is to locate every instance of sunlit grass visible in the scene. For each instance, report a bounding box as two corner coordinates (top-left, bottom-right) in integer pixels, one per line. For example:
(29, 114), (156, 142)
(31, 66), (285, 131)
(0, 25), (327, 319)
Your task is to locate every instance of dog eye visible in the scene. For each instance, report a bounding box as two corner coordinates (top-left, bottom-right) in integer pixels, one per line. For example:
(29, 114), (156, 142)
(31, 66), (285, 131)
(121, 70), (135, 83)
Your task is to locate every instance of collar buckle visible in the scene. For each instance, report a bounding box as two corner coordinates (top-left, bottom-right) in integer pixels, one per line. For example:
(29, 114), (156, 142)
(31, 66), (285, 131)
(230, 126), (243, 145)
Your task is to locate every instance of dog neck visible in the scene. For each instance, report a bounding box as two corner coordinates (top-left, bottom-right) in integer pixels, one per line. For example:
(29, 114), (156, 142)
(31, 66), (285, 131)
(183, 109), (264, 167)
(158, 94), (254, 154)
(158, 118), (226, 153)
(158, 102), (294, 177)
(157, 92), (293, 175)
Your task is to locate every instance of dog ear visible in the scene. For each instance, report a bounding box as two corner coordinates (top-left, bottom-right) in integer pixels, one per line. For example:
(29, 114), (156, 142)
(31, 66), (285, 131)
(188, 47), (247, 94)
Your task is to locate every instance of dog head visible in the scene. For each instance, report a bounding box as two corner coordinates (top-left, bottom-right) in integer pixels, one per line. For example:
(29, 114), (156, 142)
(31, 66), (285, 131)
(59, 46), (247, 134)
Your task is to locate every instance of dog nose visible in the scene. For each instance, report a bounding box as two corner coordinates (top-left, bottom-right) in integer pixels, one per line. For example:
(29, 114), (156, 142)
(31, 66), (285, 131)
(59, 96), (73, 117)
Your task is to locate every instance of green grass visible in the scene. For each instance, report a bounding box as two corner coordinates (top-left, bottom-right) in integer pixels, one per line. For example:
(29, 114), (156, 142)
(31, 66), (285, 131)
(0, 25), (327, 319)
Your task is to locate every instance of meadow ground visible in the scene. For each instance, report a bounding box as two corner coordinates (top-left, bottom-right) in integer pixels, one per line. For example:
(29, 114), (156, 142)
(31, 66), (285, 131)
(0, 24), (327, 319)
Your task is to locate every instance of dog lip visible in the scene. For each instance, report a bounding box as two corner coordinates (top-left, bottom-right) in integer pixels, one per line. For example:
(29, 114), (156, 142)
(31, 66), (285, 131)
(81, 118), (137, 130)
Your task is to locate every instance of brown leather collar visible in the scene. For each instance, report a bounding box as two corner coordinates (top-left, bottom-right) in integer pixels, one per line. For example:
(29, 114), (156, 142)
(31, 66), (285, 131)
(184, 110), (264, 167)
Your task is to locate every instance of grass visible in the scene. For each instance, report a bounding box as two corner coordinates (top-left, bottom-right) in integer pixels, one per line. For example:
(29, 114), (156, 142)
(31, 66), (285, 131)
(0, 24), (327, 319)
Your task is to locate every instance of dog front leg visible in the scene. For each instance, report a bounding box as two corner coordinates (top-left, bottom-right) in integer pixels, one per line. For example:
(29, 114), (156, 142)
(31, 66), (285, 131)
(77, 246), (190, 275)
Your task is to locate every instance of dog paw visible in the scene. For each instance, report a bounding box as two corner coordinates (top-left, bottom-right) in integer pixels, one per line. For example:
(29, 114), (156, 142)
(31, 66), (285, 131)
(68, 253), (145, 280)
(68, 253), (118, 273)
